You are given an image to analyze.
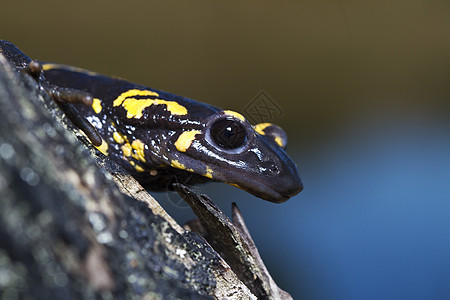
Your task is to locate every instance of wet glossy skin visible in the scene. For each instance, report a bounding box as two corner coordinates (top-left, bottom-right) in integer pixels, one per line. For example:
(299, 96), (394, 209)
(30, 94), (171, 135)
(0, 40), (303, 203)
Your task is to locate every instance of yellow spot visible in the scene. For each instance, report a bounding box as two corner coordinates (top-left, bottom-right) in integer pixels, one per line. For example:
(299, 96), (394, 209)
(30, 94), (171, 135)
(204, 166), (213, 179)
(135, 164), (145, 172)
(131, 140), (146, 162)
(112, 89), (160, 106)
(121, 143), (132, 157)
(274, 136), (284, 147)
(174, 130), (201, 152)
(95, 140), (108, 155)
(92, 98), (102, 114)
(171, 159), (186, 170)
(253, 123), (272, 135)
(223, 110), (246, 121)
(113, 132), (125, 144)
(120, 98), (188, 119)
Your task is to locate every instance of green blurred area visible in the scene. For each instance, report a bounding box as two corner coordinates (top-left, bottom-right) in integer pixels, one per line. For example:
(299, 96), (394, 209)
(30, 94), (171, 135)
(3, 0), (450, 149)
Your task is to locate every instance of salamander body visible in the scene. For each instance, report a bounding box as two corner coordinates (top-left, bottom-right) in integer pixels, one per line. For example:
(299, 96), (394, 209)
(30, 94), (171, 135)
(0, 40), (302, 203)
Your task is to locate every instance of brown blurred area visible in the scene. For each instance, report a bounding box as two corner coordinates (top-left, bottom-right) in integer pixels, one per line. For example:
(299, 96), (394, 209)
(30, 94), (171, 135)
(2, 0), (450, 147)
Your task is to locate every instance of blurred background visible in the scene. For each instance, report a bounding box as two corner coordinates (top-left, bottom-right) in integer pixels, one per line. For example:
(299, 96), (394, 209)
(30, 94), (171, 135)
(2, 1), (450, 299)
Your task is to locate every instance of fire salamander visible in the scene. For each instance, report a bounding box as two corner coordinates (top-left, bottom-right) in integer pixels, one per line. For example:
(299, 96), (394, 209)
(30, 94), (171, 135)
(0, 40), (302, 203)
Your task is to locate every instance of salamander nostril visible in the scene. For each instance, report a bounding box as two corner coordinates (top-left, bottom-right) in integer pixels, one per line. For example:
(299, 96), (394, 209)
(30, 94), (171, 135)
(269, 165), (279, 174)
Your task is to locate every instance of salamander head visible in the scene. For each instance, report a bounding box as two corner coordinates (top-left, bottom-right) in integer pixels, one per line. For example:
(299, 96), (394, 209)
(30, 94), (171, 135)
(165, 110), (303, 203)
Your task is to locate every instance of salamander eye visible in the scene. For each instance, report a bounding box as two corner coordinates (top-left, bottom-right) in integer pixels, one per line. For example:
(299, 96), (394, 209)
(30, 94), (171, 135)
(209, 118), (247, 149)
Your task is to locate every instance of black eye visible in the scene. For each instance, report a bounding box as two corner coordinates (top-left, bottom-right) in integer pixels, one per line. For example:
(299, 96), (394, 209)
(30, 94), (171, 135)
(209, 119), (247, 149)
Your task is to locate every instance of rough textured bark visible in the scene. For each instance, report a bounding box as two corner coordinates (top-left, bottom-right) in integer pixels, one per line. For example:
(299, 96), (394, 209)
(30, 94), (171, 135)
(0, 54), (292, 299)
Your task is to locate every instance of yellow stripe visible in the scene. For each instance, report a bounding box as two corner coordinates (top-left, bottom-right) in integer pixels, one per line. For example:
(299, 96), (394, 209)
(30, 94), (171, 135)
(42, 63), (58, 71)
(121, 98), (188, 118)
(112, 89), (160, 106)
(223, 110), (246, 121)
(134, 164), (145, 172)
(131, 139), (146, 162)
(121, 143), (132, 157)
(95, 140), (108, 155)
(113, 132), (125, 144)
(113, 89), (188, 118)
(274, 136), (284, 147)
(174, 130), (201, 152)
(41, 63), (98, 75)
(171, 159), (186, 170)
(204, 166), (213, 179)
(92, 98), (102, 114)
(253, 123), (272, 135)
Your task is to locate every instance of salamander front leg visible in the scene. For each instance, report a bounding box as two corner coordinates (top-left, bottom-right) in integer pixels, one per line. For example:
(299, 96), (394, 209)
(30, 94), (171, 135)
(21, 60), (102, 147)
(58, 102), (103, 146)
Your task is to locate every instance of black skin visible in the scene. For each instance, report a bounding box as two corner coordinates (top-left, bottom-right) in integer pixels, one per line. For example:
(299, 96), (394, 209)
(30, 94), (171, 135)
(0, 40), (303, 203)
